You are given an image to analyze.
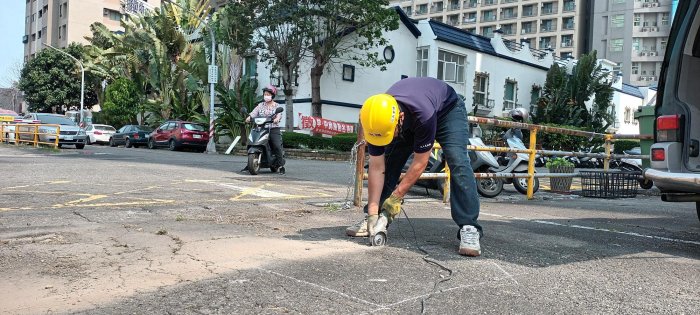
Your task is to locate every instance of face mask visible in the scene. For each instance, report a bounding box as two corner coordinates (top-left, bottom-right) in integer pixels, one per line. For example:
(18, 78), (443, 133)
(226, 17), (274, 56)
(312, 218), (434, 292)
(264, 95), (273, 102)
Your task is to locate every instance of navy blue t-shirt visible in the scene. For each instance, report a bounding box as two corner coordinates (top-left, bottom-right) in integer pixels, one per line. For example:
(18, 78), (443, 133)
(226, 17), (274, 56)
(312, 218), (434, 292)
(368, 77), (459, 156)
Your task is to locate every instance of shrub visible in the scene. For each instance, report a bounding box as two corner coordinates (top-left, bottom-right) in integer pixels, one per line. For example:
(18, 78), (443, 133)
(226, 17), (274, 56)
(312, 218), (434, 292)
(546, 157), (574, 169)
(282, 132), (358, 151)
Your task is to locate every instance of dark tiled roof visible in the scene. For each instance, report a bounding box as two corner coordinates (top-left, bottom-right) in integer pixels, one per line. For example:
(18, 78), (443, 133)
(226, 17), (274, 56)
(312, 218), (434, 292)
(427, 21), (549, 70)
(618, 83), (644, 99)
(429, 21), (495, 54)
(394, 6), (421, 38)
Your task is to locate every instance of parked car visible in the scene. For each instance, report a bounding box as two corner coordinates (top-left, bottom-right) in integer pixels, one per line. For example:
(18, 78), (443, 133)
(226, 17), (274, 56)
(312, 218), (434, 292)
(19, 113), (87, 149)
(147, 120), (208, 152)
(110, 125), (153, 148)
(85, 124), (116, 145)
(644, 3), (700, 221)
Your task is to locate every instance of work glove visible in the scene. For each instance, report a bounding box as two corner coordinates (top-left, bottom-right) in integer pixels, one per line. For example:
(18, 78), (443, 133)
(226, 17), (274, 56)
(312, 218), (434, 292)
(381, 194), (403, 221)
(367, 214), (379, 236)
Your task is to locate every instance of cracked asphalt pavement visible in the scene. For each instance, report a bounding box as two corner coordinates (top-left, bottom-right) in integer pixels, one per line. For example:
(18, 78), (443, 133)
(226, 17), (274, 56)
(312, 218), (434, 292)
(0, 144), (698, 314)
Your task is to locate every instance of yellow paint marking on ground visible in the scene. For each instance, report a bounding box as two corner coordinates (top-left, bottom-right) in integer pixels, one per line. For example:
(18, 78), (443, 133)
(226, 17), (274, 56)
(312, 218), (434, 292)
(3, 184), (34, 189)
(63, 200), (176, 208)
(113, 185), (161, 195)
(3, 190), (67, 195)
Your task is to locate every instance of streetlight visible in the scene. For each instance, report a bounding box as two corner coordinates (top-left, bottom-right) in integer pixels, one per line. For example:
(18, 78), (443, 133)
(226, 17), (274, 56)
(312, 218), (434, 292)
(43, 43), (85, 126)
(162, 0), (218, 154)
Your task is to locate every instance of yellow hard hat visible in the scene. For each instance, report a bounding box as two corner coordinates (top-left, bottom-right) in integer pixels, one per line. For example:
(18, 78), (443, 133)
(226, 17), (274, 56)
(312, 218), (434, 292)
(360, 94), (399, 146)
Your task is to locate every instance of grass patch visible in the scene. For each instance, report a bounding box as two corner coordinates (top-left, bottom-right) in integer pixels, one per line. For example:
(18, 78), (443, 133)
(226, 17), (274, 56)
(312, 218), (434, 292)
(175, 214), (185, 222)
(156, 228), (168, 235)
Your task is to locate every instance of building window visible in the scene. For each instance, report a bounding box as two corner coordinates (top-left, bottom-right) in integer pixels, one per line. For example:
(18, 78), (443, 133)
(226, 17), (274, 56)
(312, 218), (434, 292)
(661, 39), (667, 50)
(437, 50), (466, 83)
(416, 46), (429, 77)
(633, 38), (641, 51)
(541, 19), (556, 32)
(530, 85), (541, 106)
(624, 107), (632, 124)
(561, 35), (573, 48)
(661, 13), (670, 26)
(522, 5), (536, 17)
(563, 17), (575, 30)
(482, 10), (496, 22)
(482, 26), (494, 37)
(521, 21), (534, 34)
(342, 65), (355, 82)
(473, 73), (489, 108)
(504, 79), (518, 110)
(610, 39), (624, 52)
(612, 15), (625, 28)
(38, 30), (41, 39)
(632, 63), (640, 75)
(104, 8), (122, 21)
(539, 36), (554, 50)
(633, 14), (641, 26)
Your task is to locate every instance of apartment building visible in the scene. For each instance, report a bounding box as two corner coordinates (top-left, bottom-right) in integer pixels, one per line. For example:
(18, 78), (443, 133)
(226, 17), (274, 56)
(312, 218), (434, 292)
(590, 0), (673, 86)
(23, 0), (162, 62)
(391, 0), (591, 58)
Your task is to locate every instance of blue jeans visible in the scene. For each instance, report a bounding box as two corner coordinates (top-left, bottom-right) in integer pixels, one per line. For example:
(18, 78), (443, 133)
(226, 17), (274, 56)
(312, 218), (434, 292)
(366, 101), (482, 232)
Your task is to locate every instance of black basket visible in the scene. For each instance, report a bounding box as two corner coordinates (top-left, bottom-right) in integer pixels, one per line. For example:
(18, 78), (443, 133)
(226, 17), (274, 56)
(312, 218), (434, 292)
(580, 171), (639, 199)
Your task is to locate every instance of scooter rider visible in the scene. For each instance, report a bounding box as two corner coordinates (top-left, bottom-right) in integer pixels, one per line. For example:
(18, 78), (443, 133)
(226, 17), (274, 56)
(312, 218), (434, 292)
(347, 77), (482, 256)
(243, 85), (286, 175)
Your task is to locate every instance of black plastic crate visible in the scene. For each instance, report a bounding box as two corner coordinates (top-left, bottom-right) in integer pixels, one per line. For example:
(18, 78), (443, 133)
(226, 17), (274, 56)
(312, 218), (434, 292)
(580, 170), (639, 199)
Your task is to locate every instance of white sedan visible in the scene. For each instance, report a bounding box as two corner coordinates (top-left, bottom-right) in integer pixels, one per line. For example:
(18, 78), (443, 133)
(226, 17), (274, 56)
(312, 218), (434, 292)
(86, 124), (117, 145)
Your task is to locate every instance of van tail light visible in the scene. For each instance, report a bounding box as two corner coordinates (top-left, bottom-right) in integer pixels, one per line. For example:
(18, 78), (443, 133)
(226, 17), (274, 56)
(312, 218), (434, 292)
(133, 133), (139, 139)
(656, 115), (683, 142)
(651, 148), (665, 161)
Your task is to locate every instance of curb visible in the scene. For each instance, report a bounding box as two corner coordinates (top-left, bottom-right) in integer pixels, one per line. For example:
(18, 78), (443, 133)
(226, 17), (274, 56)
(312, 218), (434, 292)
(216, 145), (351, 162)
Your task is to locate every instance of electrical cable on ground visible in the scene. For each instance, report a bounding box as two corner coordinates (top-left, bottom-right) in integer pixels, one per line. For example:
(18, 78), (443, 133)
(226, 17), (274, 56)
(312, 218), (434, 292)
(396, 207), (454, 315)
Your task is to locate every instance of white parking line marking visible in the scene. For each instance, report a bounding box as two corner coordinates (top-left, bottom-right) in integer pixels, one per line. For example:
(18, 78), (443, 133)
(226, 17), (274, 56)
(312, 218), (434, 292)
(481, 212), (700, 246)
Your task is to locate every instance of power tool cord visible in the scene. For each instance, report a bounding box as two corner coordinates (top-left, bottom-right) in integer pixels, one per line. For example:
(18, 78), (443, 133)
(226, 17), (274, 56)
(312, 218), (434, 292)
(396, 208), (454, 314)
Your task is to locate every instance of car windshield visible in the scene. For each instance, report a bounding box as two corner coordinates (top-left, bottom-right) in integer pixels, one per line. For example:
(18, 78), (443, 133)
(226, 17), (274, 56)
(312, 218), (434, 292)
(183, 123), (205, 131)
(95, 126), (116, 131)
(136, 126), (153, 132)
(37, 115), (76, 126)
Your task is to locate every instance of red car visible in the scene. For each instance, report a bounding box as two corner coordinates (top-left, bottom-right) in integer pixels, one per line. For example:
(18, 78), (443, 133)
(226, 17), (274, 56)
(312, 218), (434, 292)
(147, 120), (209, 152)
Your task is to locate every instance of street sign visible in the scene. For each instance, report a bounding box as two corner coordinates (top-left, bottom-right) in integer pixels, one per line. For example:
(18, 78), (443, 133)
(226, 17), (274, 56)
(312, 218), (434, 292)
(1, 116), (15, 122)
(208, 65), (218, 84)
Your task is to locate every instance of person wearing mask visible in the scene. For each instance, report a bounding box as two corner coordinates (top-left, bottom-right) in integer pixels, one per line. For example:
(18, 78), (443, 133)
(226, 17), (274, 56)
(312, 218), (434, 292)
(242, 85), (286, 174)
(346, 77), (482, 256)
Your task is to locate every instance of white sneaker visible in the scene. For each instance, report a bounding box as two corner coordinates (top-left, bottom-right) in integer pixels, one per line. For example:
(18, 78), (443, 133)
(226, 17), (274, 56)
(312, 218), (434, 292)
(458, 225), (481, 257)
(346, 217), (369, 237)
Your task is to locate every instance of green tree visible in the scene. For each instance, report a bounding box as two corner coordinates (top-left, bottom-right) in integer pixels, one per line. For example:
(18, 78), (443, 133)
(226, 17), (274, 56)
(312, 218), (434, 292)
(99, 78), (142, 127)
(18, 44), (99, 113)
(532, 51), (614, 133)
(306, 0), (399, 118)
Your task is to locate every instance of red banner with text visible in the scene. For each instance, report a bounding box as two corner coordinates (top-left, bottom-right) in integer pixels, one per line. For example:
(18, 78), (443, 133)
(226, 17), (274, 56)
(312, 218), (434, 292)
(298, 113), (355, 136)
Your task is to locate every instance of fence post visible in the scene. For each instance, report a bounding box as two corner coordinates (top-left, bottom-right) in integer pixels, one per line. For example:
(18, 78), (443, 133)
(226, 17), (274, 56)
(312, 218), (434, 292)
(443, 162), (451, 203)
(55, 126), (60, 148)
(353, 122), (365, 207)
(527, 128), (538, 200)
(603, 135), (612, 171)
(14, 126), (19, 145)
(33, 125), (39, 147)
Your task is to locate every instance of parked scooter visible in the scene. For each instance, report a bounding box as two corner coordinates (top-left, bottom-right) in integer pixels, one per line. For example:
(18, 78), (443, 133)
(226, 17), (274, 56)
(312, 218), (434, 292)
(495, 108), (540, 195)
(617, 147), (654, 189)
(243, 107), (284, 175)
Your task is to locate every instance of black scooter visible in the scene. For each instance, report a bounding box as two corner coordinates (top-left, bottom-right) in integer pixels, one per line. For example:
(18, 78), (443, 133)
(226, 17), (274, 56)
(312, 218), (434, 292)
(243, 107), (284, 175)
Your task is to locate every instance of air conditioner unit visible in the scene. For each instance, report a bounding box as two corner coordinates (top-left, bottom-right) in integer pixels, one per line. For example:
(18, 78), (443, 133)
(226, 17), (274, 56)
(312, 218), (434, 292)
(642, 27), (648, 32)
(640, 52), (647, 56)
(652, 3), (659, 7)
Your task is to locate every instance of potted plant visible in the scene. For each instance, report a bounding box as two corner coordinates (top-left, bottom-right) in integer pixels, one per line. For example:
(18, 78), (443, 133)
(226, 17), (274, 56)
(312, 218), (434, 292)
(546, 157), (575, 192)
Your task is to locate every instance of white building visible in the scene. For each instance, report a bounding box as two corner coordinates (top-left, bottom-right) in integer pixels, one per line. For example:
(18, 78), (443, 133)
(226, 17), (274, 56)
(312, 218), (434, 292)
(253, 8), (649, 136)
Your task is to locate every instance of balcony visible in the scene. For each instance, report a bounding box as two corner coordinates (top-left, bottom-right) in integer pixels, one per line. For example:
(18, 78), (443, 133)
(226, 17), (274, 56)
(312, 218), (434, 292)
(482, 15), (497, 22)
(464, 1), (478, 9)
(501, 10), (518, 20)
(447, 1), (461, 11)
(501, 0), (518, 3)
(521, 27), (535, 35)
(563, 22), (575, 30)
(541, 5), (558, 15)
(430, 6), (444, 14)
(415, 9), (428, 16)
(482, 0), (497, 6)
(563, 2), (576, 12)
(561, 41), (573, 48)
(540, 23), (557, 33)
(463, 17), (478, 24)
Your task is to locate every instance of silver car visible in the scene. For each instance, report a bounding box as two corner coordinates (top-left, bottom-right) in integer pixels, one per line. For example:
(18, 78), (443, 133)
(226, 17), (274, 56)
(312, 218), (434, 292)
(21, 113), (88, 149)
(644, 4), (700, 221)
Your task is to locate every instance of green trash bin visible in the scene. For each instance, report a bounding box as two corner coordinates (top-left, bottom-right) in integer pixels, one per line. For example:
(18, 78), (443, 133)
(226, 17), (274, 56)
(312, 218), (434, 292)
(634, 105), (655, 168)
